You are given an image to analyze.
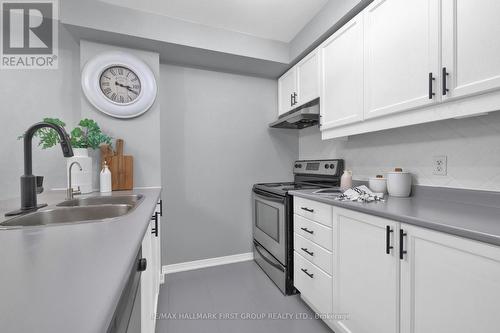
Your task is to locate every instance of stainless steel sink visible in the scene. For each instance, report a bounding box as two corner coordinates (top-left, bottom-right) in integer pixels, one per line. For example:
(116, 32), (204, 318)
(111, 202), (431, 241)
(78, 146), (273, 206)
(0, 205), (133, 228)
(57, 195), (143, 207)
(312, 188), (343, 195)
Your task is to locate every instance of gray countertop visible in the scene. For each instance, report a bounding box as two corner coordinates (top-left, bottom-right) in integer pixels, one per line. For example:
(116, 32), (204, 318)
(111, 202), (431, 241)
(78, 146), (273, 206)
(290, 186), (500, 247)
(0, 188), (161, 333)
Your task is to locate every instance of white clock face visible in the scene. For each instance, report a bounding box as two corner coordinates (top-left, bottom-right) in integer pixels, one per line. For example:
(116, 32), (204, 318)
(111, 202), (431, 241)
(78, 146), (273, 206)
(99, 66), (142, 104)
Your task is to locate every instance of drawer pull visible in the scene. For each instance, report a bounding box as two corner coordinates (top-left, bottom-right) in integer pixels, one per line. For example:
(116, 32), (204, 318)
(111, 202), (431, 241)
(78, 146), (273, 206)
(301, 207), (314, 213)
(301, 268), (314, 279)
(301, 247), (314, 256)
(300, 227), (314, 234)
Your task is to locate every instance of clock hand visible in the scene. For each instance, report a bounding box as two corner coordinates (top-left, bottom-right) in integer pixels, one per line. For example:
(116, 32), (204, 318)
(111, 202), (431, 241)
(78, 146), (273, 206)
(115, 81), (138, 94)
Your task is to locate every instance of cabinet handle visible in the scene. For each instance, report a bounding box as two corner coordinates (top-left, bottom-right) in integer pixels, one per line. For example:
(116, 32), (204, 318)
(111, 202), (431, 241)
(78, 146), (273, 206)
(301, 207), (314, 213)
(399, 229), (407, 260)
(428, 72), (435, 99)
(442, 67), (449, 96)
(301, 247), (314, 256)
(386, 225), (394, 254)
(293, 92), (298, 105)
(300, 227), (314, 234)
(290, 94), (293, 107)
(301, 268), (314, 279)
(151, 212), (158, 237)
(158, 199), (163, 217)
(137, 258), (147, 272)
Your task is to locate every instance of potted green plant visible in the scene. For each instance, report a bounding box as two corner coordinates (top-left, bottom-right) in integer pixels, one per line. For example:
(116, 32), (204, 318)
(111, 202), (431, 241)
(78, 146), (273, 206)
(24, 118), (112, 194)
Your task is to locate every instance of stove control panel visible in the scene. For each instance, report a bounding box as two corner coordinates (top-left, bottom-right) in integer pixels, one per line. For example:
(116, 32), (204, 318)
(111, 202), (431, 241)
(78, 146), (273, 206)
(293, 159), (344, 176)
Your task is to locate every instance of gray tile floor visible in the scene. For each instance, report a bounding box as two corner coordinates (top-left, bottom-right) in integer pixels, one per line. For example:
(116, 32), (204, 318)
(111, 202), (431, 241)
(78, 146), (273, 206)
(155, 261), (332, 333)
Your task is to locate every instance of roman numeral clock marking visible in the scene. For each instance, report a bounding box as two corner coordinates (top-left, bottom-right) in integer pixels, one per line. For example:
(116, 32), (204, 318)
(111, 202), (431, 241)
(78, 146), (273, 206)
(99, 66), (141, 105)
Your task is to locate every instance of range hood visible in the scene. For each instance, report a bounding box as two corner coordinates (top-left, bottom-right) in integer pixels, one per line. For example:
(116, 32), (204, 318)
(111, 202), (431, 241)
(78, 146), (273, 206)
(269, 98), (320, 129)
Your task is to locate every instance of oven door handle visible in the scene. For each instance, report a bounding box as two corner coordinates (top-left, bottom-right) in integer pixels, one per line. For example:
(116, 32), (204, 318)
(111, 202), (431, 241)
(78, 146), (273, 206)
(253, 189), (286, 204)
(254, 242), (285, 272)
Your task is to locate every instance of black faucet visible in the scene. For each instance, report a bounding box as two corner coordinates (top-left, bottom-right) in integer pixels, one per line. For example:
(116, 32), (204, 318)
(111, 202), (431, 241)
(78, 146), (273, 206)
(5, 122), (74, 216)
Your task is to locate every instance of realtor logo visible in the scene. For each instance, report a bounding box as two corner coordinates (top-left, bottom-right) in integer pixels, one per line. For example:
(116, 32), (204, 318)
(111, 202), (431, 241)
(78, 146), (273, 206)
(1, 0), (58, 69)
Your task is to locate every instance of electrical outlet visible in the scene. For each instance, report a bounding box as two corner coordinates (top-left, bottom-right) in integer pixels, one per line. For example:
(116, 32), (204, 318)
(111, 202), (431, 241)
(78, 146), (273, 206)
(433, 155), (447, 176)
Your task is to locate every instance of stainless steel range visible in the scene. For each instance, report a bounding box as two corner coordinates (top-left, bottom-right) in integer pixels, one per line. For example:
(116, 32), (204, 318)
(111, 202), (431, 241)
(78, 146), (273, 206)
(252, 159), (344, 295)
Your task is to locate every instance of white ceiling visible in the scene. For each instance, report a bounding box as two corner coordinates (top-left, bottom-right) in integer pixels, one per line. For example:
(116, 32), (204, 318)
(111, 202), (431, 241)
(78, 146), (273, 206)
(99, 0), (329, 42)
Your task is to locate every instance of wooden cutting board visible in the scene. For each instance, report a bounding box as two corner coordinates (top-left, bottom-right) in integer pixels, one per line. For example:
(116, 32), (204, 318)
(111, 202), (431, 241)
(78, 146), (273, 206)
(101, 139), (133, 190)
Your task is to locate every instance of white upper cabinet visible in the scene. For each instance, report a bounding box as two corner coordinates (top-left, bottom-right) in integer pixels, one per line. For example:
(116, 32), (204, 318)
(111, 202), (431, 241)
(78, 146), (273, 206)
(333, 208), (400, 333)
(320, 12), (364, 129)
(363, 0), (440, 119)
(278, 49), (320, 117)
(278, 68), (297, 116)
(442, 0), (500, 100)
(296, 49), (320, 106)
(400, 224), (500, 333)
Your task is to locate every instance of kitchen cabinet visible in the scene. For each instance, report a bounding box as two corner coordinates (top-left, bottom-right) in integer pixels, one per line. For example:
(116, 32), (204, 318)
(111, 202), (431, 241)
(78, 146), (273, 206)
(141, 201), (162, 333)
(293, 196), (500, 333)
(333, 207), (400, 333)
(442, 0), (500, 100)
(320, 12), (364, 129)
(400, 223), (500, 333)
(292, 198), (333, 319)
(363, 0), (440, 119)
(278, 68), (297, 116)
(277, 49), (320, 117)
(296, 49), (320, 106)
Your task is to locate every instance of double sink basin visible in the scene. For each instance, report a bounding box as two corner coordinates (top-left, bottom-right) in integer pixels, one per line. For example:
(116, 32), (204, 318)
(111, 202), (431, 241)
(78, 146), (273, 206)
(1, 195), (144, 228)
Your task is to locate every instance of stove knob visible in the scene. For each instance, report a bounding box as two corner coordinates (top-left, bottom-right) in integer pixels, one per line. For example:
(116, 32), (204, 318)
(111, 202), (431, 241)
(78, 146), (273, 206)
(294, 164), (298, 168)
(329, 164), (335, 169)
(298, 164), (302, 168)
(325, 164), (329, 169)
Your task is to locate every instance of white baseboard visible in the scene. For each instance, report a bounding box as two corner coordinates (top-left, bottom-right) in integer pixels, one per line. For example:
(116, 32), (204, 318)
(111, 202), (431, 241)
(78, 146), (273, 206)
(162, 252), (254, 275)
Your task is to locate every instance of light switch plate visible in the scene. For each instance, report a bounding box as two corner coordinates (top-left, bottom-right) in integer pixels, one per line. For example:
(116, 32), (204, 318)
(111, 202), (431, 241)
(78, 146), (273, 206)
(433, 155), (447, 176)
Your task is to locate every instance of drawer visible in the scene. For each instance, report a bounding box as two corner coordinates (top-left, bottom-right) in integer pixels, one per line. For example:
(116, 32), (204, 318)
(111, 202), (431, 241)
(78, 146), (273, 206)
(294, 233), (333, 276)
(294, 251), (333, 315)
(294, 197), (332, 227)
(294, 214), (333, 251)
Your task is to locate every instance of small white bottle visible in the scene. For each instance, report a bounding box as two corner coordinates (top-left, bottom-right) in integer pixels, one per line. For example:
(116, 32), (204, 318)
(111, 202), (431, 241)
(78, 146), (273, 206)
(100, 161), (112, 193)
(340, 170), (353, 191)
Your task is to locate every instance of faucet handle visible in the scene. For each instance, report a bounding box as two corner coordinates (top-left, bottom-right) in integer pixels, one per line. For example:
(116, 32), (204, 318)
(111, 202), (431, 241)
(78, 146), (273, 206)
(74, 186), (82, 195)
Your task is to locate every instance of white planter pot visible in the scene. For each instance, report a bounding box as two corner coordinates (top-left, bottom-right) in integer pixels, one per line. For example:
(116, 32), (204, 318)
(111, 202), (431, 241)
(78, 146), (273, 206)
(66, 148), (93, 194)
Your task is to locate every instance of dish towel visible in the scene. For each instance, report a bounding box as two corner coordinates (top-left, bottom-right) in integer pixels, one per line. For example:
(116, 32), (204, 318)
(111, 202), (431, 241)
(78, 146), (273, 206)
(336, 185), (385, 203)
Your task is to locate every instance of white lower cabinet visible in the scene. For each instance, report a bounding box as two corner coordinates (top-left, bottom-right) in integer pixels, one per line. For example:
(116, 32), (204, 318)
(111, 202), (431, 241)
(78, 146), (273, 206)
(141, 201), (162, 333)
(293, 199), (500, 333)
(294, 251), (333, 315)
(400, 223), (500, 333)
(333, 208), (399, 333)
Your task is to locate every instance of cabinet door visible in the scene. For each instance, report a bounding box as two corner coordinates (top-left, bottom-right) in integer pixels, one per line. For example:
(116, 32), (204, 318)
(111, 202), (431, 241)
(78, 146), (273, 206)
(442, 0), (500, 100)
(320, 12), (364, 129)
(334, 208), (399, 333)
(400, 224), (500, 333)
(364, 0), (440, 119)
(296, 49), (320, 106)
(141, 223), (155, 333)
(278, 68), (297, 116)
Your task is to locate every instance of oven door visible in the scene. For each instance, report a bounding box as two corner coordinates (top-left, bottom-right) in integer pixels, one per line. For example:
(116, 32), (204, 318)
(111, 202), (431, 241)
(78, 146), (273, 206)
(252, 189), (286, 265)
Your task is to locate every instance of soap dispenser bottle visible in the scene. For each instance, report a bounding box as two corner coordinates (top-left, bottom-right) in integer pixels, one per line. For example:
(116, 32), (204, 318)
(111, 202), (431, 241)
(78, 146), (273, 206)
(100, 161), (112, 193)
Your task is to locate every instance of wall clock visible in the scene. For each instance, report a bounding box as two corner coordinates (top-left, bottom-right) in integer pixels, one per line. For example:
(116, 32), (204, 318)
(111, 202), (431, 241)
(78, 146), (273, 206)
(81, 51), (157, 118)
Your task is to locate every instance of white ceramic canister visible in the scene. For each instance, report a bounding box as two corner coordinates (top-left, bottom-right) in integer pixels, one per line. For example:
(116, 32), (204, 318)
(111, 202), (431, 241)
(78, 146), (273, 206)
(340, 170), (353, 191)
(386, 168), (412, 197)
(368, 175), (387, 193)
(66, 148), (93, 194)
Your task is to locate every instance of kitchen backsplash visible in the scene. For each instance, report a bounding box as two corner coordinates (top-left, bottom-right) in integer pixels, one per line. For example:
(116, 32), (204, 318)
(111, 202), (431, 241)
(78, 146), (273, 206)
(299, 111), (500, 192)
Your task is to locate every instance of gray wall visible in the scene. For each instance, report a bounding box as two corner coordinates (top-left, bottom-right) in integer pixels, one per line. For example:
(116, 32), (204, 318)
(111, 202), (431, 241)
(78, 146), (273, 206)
(79, 40), (162, 189)
(299, 112), (500, 191)
(289, 0), (372, 62)
(160, 64), (298, 265)
(0, 25), (80, 200)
